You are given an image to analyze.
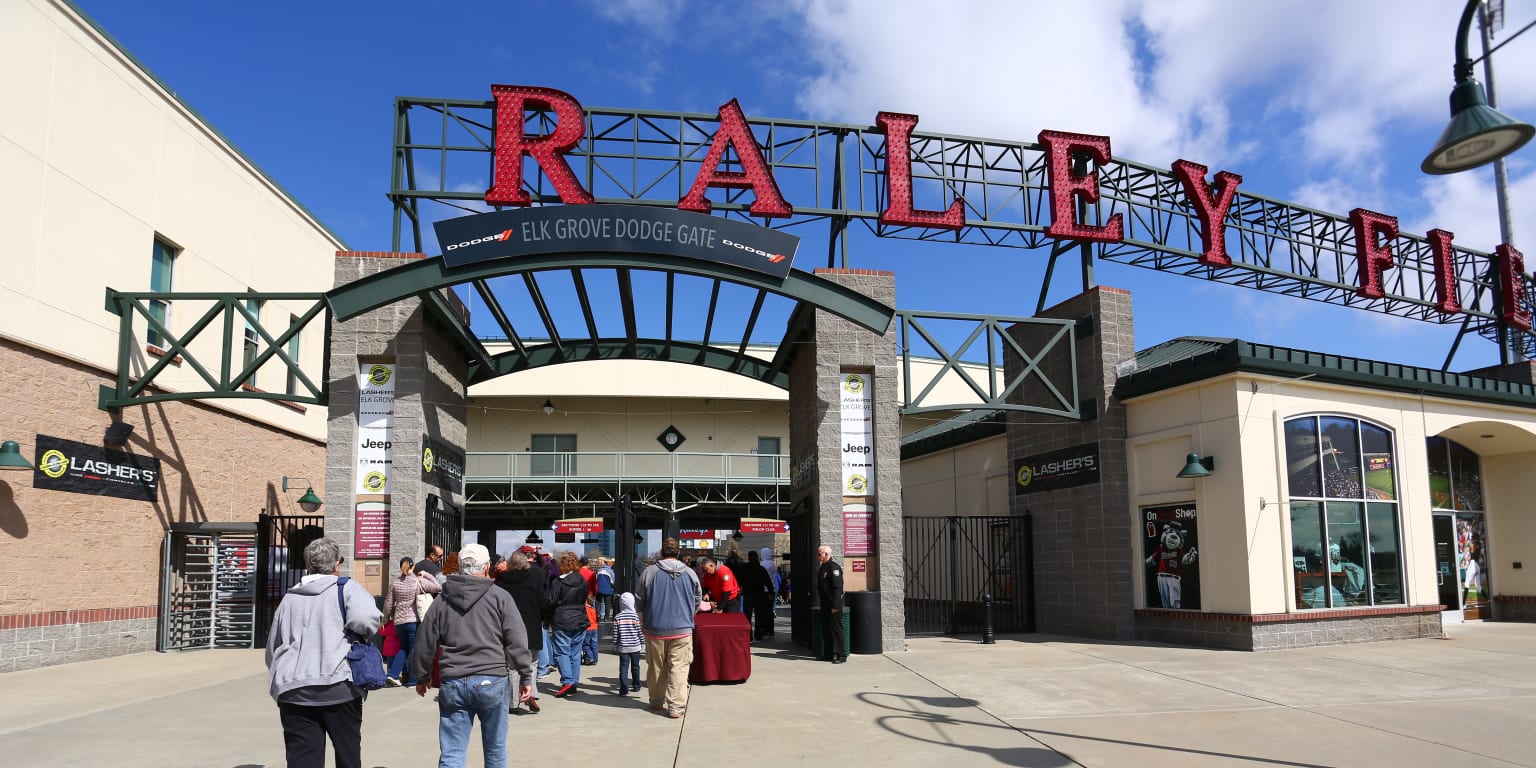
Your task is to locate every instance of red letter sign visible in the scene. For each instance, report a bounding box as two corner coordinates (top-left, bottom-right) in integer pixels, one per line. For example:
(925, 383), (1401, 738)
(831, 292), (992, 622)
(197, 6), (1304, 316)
(876, 111), (963, 230)
(485, 85), (594, 207)
(1496, 244), (1532, 331)
(1349, 208), (1399, 299)
(1172, 160), (1242, 266)
(1038, 130), (1123, 243)
(1427, 229), (1462, 314)
(678, 99), (792, 218)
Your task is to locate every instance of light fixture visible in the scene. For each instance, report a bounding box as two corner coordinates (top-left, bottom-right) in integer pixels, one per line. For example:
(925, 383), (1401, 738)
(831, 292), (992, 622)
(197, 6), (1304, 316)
(1421, 0), (1534, 174)
(0, 441), (32, 471)
(541, 399), (556, 416)
(525, 531), (544, 545)
(103, 421), (134, 448)
(281, 475), (324, 513)
(732, 531), (744, 541)
(1177, 453), (1214, 479)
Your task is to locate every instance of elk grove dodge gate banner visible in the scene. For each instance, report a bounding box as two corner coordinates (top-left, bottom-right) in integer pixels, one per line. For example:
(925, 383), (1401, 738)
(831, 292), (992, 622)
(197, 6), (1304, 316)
(357, 363), (395, 495)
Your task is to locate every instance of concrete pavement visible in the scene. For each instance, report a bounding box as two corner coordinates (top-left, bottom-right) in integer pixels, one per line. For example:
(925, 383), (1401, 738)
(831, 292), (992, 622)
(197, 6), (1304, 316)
(2, 620), (1533, 767)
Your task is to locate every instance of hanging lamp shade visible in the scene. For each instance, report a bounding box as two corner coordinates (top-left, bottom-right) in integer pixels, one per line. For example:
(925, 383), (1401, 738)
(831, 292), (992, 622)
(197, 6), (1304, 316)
(1177, 453), (1213, 479)
(0, 441), (32, 471)
(296, 487), (324, 513)
(1422, 79), (1535, 174)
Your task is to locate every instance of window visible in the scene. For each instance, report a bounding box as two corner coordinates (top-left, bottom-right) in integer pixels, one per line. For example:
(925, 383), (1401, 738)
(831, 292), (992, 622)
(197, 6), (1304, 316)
(242, 296), (263, 387)
(148, 238), (177, 347)
(757, 436), (781, 478)
(530, 434), (576, 476)
(1284, 415), (1403, 608)
(284, 315), (302, 397)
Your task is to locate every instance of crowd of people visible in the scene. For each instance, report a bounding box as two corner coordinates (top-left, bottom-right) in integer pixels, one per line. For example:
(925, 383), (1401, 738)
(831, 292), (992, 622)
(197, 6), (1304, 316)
(263, 538), (836, 768)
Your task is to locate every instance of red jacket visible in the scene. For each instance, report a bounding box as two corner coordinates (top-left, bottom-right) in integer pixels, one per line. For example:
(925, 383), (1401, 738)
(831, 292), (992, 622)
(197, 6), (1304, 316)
(701, 565), (741, 603)
(579, 566), (597, 596)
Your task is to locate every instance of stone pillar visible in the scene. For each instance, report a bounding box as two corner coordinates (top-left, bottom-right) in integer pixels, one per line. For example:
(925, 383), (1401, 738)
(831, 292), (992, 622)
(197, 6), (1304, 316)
(325, 252), (469, 594)
(788, 268), (905, 652)
(1006, 287), (1135, 640)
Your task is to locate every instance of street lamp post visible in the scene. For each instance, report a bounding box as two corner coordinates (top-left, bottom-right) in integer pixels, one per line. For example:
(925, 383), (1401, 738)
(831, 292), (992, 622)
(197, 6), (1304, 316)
(1423, 0), (1535, 365)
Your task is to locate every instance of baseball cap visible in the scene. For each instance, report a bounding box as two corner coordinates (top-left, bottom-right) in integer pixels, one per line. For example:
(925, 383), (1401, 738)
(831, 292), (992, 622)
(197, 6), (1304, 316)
(519, 545), (537, 554)
(459, 543), (490, 564)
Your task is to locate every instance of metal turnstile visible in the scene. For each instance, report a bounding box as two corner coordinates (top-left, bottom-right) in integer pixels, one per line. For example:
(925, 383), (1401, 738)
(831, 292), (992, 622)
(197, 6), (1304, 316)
(160, 523), (258, 651)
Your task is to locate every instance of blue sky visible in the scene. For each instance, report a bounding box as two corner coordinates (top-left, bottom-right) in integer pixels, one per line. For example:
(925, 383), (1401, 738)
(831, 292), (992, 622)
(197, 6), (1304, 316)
(74, 0), (1536, 371)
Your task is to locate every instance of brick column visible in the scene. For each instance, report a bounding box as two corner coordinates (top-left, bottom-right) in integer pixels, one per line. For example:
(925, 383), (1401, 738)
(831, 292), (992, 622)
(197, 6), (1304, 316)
(1006, 287), (1135, 640)
(325, 252), (468, 594)
(788, 269), (905, 652)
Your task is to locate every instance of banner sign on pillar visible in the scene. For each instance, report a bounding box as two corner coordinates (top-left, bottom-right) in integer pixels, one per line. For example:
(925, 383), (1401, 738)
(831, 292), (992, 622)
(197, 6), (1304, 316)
(420, 434), (465, 493)
(738, 518), (788, 534)
(842, 502), (874, 556)
(32, 434), (160, 502)
(354, 502), (390, 559)
(1013, 442), (1100, 495)
(839, 372), (875, 496)
(554, 518), (604, 534)
(356, 363), (395, 495)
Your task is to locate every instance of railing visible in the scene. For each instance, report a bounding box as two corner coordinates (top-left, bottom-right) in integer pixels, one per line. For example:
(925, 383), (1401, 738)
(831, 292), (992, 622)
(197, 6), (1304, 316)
(465, 451), (788, 484)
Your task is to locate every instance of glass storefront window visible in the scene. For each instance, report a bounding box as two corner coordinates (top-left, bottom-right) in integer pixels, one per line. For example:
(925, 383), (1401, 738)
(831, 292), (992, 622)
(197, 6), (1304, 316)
(1426, 436), (1452, 509)
(1448, 441), (1484, 511)
(1284, 415), (1400, 609)
(1367, 502), (1403, 605)
(1285, 417), (1321, 498)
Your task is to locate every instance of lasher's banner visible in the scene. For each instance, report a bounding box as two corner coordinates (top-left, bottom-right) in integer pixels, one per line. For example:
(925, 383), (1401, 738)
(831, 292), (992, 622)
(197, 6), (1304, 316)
(840, 372), (875, 496)
(421, 434), (465, 493)
(356, 363), (395, 495)
(434, 205), (800, 281)
(33, 434), (160, 502)
(1013, 442), (1100, 495)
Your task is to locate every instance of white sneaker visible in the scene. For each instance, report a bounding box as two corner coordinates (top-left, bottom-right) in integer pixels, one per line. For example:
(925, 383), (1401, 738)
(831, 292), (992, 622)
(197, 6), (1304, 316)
(384, 676), (401, 687)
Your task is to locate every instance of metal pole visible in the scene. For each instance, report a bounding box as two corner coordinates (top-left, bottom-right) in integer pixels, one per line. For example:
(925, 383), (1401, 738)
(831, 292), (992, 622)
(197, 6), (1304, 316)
(947, 517), (959, 635)
(981, 592), (996, 644)
(1479, 1), (1525, 363)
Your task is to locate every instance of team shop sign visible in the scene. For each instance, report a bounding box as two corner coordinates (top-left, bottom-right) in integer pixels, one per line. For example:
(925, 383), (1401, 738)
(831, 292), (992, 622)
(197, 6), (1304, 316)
(483, 84), (1530, 331)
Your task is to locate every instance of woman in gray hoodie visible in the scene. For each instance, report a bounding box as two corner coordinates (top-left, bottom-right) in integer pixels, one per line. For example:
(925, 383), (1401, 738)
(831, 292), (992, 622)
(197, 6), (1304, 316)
(265, 538), (382, 768)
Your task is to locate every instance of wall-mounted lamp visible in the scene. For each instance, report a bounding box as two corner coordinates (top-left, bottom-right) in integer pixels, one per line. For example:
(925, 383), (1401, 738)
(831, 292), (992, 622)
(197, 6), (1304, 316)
(0, 441), (33, 471)
(281, 476), (324, 513)
(541, 399), (556, 416)
(104, 421), (135, 448)
(1177, 453), (1214, 479)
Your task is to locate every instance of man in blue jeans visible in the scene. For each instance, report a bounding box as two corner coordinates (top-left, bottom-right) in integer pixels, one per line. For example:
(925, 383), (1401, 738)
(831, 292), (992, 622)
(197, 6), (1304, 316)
(413, 543), (533, 768)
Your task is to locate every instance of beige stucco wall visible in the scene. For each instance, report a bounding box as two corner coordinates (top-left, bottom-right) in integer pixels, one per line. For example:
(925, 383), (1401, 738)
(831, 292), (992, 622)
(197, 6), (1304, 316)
(467, 394), (788, 461)
(0, 0), (340, 442)
(1126, 372), (1536, 616)
(900, 434), (1010, 517)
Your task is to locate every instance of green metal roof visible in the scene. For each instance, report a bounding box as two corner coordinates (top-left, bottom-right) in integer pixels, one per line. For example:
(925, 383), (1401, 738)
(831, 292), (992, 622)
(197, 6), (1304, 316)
(1116, 337), (1536, 409)
(899, 409), (1007, 460)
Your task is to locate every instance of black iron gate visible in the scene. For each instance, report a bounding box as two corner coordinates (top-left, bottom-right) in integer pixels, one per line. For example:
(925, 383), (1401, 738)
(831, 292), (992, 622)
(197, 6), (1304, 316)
(426, 496), (464, 557)
(903, 515), (1033, 636)
(255, 513), (325, 646)
(788, 500), (814, 647)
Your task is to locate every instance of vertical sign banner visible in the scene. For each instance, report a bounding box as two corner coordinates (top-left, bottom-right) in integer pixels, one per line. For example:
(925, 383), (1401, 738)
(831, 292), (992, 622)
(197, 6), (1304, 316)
(1142, 503), (1200, 610)
(843, 502), (874, 556)
(839, 372), (875, 496)
(355, 502), (390, 558)
(356, 363), (395, 495)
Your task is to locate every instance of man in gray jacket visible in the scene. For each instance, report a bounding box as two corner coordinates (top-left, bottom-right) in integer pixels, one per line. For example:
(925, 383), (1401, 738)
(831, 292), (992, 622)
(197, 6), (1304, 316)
(635, 541), (702, 719)
(412, 543), (533, 768)
(265, 537), (382, 768)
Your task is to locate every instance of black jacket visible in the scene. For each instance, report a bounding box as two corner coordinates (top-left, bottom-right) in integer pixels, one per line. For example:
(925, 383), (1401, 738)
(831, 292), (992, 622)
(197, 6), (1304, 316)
(494, 566), (547, 651)
(817, 559), (845, 611)
(550, 571), (590, 632)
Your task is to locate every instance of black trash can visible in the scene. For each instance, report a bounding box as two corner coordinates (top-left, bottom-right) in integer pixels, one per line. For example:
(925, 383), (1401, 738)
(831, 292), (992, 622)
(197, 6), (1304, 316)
(847, 591), (882, 655)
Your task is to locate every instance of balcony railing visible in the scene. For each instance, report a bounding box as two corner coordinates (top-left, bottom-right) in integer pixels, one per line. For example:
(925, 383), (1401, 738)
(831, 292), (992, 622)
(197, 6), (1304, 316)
(465, 451), (788, 485)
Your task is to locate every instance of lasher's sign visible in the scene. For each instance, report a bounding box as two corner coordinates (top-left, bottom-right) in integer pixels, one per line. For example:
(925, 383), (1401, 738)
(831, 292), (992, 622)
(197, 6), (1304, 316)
(32, 434), (160, 502)
(472, 84), (1531, 332)
(1014, 442), (1100, 495)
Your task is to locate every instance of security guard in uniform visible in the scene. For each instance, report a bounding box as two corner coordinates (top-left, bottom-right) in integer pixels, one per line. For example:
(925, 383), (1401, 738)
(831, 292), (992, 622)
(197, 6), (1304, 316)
(816, 545), (846, 663)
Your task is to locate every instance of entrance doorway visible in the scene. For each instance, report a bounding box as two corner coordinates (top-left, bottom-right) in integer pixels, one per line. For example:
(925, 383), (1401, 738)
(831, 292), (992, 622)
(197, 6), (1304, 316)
(1433, 512), (1491, 621)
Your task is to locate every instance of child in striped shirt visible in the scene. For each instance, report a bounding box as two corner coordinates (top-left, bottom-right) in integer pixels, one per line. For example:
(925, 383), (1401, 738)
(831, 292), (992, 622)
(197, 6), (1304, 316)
(613, 592), (644, 695)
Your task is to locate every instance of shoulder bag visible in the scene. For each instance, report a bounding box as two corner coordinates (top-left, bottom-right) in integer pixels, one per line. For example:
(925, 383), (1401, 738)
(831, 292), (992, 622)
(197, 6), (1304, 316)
(414, 575), (435, 622)
(337, 577), (388, 691)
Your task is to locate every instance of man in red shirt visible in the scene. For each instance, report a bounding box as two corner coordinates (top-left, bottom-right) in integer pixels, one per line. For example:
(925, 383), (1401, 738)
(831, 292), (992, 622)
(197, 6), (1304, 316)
(698, 557), (742, 613)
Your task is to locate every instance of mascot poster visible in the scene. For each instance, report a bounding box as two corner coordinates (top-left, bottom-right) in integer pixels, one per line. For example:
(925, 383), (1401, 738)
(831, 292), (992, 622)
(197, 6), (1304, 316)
(1142, 503), (1200, 610)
